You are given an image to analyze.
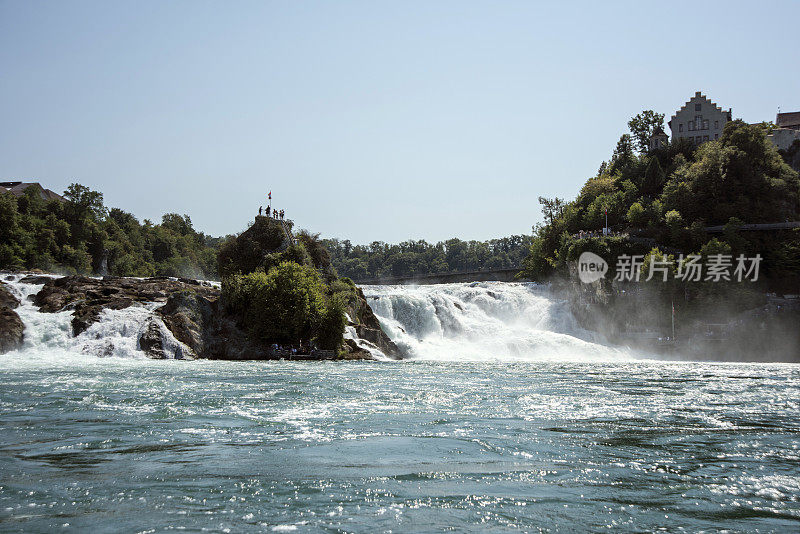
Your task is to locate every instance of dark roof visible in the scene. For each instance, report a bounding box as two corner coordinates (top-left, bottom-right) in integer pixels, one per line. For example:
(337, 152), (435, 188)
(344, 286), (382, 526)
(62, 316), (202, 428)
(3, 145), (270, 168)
(651, 125), (667, 137)
(0, 182), (65, 202)
(777, 111), (800, 128)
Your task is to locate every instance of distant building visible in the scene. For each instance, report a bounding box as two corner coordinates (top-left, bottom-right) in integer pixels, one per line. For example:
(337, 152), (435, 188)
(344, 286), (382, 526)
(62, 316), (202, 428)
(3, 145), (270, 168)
(767, 127), (800, 152)
(776, 111), (800, 131)
(0, 182), (65, 202)
(648, 125), (669, 152)
(668, 91), (732, 146)
(766, 111), (800, 153)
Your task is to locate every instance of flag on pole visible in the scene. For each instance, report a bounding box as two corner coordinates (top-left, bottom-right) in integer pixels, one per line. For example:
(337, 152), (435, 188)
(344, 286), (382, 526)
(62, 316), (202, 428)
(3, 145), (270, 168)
(268, 191), (271, 200)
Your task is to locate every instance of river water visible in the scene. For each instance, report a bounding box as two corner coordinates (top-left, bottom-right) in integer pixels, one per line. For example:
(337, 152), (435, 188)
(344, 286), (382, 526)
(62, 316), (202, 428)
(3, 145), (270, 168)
(1, 277), (798, 532)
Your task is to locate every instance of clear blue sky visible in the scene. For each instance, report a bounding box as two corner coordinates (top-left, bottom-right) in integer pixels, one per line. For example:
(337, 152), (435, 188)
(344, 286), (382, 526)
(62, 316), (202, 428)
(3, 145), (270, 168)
(1, 1), (798, 243)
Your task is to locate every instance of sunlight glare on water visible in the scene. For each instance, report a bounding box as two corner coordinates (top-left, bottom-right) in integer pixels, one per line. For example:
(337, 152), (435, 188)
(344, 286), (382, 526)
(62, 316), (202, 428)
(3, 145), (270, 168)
(0, 358), (798, 532)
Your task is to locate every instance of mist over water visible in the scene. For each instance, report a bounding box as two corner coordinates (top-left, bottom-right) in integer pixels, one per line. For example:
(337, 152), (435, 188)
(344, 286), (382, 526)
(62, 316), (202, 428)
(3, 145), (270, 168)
(1, 277), (799, 531)
(362, 282), (630, 361)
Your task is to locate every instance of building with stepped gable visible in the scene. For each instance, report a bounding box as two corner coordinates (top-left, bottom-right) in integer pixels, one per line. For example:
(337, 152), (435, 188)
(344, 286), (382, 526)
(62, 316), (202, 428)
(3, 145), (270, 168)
(668, 91), (732, 146)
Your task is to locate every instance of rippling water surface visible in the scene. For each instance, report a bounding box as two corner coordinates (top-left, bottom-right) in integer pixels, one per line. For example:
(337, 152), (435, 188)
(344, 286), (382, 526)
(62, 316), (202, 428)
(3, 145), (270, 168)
(1, 358), (798, 532)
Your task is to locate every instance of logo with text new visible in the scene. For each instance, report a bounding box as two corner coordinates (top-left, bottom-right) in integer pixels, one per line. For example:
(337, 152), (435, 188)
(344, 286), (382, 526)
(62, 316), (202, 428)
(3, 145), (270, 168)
(578, 252), (608, 284)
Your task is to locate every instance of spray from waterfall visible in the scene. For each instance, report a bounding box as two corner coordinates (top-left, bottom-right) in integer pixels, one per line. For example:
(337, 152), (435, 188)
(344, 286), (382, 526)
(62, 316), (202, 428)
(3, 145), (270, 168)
(361, 282), (630, 361)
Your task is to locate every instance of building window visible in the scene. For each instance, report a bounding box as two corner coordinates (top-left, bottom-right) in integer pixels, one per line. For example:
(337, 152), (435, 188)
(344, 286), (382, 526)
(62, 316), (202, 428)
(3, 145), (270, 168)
(688, 121), (694, 131)
(714, 120), (719, 129)
(703, 119), (709, 130)
(679, 124), (683, 132)
(695, 103), (701, 111)
(715, 133), (718, 140)
(696, 136), (702, 144)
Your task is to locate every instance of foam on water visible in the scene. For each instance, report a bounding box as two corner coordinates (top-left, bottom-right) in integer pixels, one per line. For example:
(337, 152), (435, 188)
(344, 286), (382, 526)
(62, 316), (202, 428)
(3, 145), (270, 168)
(2, 273), (190, 363)
(3, 273), (629, 363)
(361, 282), (630, 361)
(2, 273), (385, 362)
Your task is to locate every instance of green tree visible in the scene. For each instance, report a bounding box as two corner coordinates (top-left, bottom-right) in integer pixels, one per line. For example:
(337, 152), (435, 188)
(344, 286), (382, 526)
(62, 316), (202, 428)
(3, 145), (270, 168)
(538, 196), (566, 224)
(626, 202), (647, 227)
(628, 110), (666, 153)
(611, 134), (635, 172)
(640, 157), (666, 196)
(223, 262), (328, 344)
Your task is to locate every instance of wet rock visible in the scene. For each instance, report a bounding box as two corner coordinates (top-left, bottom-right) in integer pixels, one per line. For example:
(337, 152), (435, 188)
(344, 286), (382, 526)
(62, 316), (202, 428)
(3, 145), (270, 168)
(346, 287), (401, 359)
(156, 290), (275, 360)
(19, 274), (54, 285)
(138, 318), (167, 359)
(0, 308), (24, 353)
(340, 338), (376, 360)
(0, 282), (20, 309)
(157, 291), (211, 357)
(33, 284), (72, 312)
(33, 275), (218, 336)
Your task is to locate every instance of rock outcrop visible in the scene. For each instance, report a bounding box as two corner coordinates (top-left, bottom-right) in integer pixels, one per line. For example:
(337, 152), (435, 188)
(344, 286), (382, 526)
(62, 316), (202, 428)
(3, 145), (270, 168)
(137, 317), (170, 359)
(156, 290), (270, 359)
(0, 281), (21, 310)
(0, 281), (24, 353)
(26, 275), (398, 360)
(33, 275), (217, 336)
(0, 308), (24, 353)
(343, 287), (401, 359)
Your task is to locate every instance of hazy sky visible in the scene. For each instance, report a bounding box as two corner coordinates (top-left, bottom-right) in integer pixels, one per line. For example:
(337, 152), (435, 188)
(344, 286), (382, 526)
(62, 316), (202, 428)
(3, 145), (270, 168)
(1, 1), (798, 243)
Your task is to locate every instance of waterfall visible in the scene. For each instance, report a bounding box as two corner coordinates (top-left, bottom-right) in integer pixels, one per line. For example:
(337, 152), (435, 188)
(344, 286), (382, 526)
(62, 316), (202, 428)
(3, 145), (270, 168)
(1, 273), (186, 361)
(3, 274), (628, 362)
(360, 282), (629, 361)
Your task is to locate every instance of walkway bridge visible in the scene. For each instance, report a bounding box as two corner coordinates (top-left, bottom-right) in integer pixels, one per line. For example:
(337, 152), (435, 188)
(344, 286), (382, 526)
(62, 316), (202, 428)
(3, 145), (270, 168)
(355, 267), (524, 286)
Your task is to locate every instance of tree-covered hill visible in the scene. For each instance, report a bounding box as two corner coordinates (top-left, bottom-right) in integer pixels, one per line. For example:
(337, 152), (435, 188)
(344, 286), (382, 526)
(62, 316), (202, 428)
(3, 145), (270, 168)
(522, 115), (800, 288)
(0, 183), (222, 279)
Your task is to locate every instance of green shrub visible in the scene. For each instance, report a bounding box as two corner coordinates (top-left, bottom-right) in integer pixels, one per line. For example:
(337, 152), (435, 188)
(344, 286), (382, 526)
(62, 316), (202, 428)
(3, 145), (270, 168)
(223, 261), (344, 348)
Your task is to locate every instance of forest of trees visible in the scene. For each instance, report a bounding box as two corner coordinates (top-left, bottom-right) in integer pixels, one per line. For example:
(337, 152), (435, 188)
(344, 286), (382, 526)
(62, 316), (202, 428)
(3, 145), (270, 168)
(5, 115), (798, 293)
(0, 183), (222, 279)
(322, 235), (532, 281)
(522, 114), (800, 290)
(0, 182), (534, 285)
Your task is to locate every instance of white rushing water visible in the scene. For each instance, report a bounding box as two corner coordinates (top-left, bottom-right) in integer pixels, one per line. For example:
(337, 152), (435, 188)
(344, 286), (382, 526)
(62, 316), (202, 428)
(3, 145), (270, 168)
(4, 274), (627, 362)
(361, 282), (630, 361)
(2, 273), (188, 363)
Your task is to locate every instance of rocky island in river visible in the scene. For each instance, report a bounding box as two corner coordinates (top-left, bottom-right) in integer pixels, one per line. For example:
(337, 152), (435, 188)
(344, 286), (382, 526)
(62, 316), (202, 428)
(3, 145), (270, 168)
(0, 272), (400, 360)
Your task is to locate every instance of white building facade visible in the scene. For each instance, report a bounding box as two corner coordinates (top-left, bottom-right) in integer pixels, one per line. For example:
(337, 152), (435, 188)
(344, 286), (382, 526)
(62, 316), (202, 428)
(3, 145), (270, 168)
(668, 91), (732, 146)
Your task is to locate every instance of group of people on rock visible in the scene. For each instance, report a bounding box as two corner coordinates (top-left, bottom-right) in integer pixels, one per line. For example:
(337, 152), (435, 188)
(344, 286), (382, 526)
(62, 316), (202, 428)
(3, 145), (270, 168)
(270, 342), (310, 355)
(574, 229), (624, 240)
(259, 206), (285, 220)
